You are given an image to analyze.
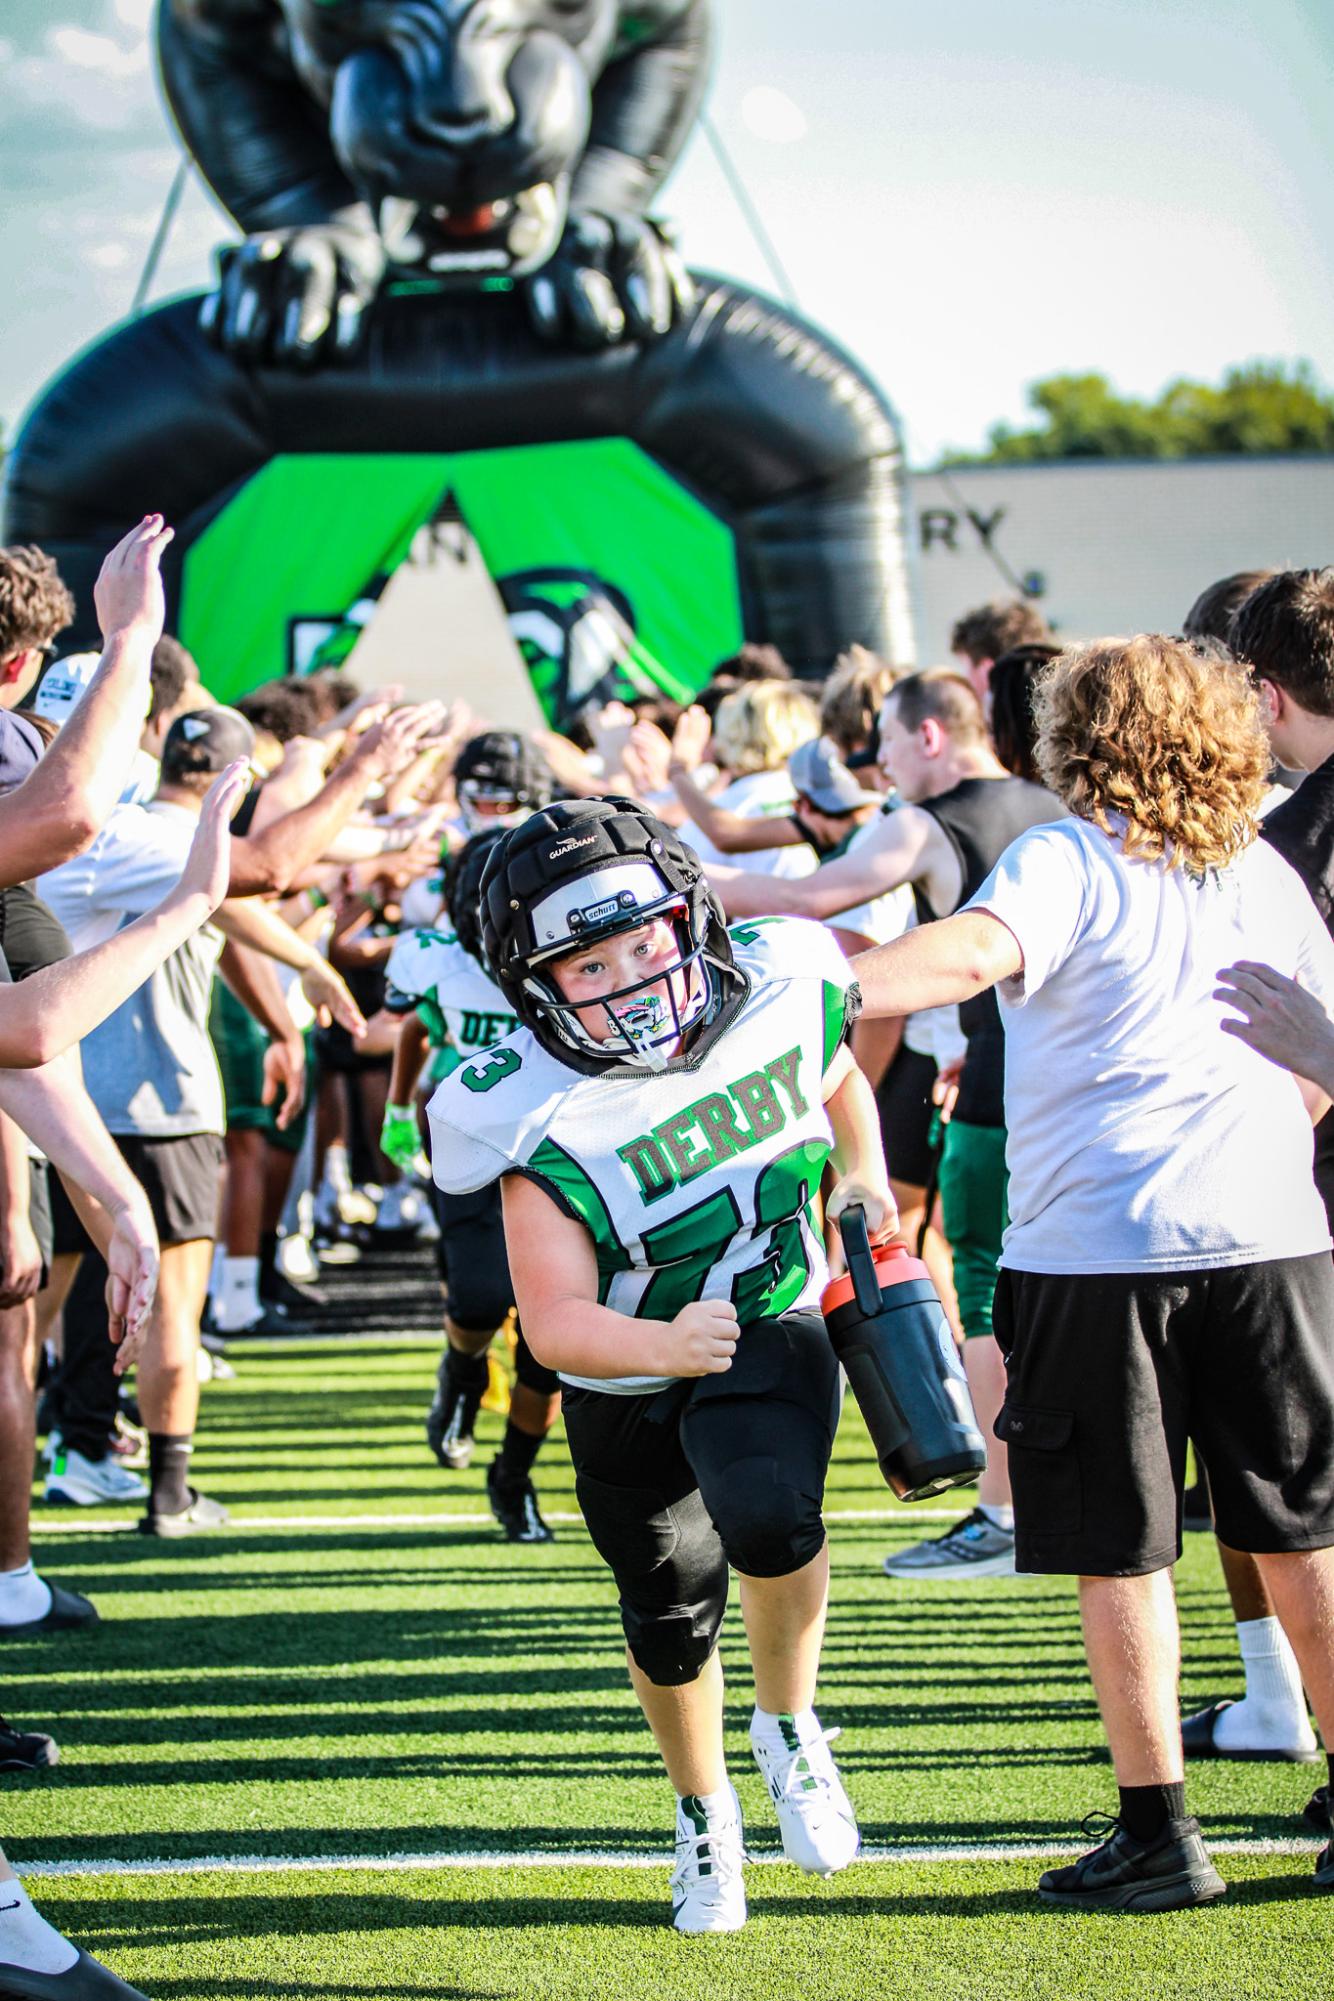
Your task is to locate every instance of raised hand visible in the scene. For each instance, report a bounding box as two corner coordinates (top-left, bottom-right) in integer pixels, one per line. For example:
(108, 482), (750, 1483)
(178, 760), (253, 913)
(669, 705), (713, 776)
(300, 957), (368, 1037)
(93, 515), (174, 645)
(355, 702), (451, 779)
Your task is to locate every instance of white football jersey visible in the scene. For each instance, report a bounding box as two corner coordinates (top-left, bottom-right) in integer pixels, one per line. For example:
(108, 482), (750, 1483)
(427, 916), (858, 1393)
(384, 927), (519, 1057)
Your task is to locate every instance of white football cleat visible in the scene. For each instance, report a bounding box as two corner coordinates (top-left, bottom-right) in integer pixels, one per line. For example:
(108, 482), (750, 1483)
(750, 1713), (860, 1877)
(670, 1789), (748, 1934)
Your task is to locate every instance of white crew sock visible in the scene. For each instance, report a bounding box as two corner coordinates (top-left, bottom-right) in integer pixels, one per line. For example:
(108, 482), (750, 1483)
(676, 1785), (738, 1832)
(0, 1882), (79, 1976)
(321, 1144), (351, 1194)
(207, 1243), (225, 1303)
(0, 1562), (53, 1628)
(1212, 1616), (1316, 1753)
(978, 1502), (1015, 1532)
(751, 1703), (820, 1748)
(211, 1257), (261, 1332)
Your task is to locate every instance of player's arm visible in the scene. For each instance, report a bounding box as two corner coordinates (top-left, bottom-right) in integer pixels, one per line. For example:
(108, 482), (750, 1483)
(822, 1043), (897, 1239)
(852, 911), (1023, 1020)
(0, 519), (169, 887)
(382, 1013), (432, 1171)
(709, 807), (937, 920)
(502, 1174), (738, 1379)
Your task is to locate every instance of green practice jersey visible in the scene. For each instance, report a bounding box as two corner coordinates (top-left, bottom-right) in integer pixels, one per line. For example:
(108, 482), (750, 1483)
(427, 916), (858, 1392)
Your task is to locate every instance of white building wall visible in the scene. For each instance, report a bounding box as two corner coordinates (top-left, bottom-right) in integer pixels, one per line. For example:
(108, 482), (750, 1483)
(906, 456), (1334, 664)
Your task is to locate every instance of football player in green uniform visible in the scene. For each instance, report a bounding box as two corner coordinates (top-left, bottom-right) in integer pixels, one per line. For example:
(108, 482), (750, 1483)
(428, 798), (896, 1932)
(384, 830), (560, 1540)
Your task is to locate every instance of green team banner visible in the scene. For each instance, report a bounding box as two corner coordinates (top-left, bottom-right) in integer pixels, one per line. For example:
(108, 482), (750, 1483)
(179, 439), (744, 717)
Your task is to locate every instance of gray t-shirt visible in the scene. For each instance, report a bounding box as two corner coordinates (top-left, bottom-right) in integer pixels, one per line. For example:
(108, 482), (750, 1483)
(40, 799), (225, 1138)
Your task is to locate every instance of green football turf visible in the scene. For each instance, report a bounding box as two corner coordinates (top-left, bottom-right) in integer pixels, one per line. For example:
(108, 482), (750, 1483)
(5, 1323), (1329, 2000)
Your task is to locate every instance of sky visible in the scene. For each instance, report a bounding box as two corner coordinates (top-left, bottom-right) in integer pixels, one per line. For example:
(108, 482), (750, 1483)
(1, 0), (1332, 466)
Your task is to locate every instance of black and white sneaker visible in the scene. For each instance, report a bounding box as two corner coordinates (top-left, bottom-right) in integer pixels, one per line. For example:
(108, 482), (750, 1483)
(426, 1354), (484, 1471)
(486, 1462), (554, 1543)
(0, 1715), (59, 1772)
(1038, 1813), (1226, 1912)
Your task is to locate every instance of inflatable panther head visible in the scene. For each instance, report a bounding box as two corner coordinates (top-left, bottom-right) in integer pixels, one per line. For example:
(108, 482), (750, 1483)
(160, 1), (711, 362)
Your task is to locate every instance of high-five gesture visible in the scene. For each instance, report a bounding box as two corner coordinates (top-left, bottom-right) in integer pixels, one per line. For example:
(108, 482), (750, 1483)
(93, 514), (174, 646)
(178, 760), (253, 915)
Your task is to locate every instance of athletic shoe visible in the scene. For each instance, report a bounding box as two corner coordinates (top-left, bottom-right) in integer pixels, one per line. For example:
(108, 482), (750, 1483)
(275, 1231), (322, 1287)
(0, 1945), (150, 1999)
(1302, 1783), (1330, 1833)
(1037, 1813), (1226, 1912)
(260, 1269), (326, 1317)
(138, 1489), (229, 1538)
(0, 1716), (59, 1771)
(216, 1304), (292, 1340)
(670, 1790), (747, 1933)
(749, 1714), (860, 1877)
(45, 1448), (147, 1508)
(1181, 1697), (1319, 1762)
(0, 1584), (97, 1638)
(486, 1461), (554, 1543)
(426, 1355), (484, 1471)
(373, 1182), (431, 1236)
(882, 1506), (1016, 1580)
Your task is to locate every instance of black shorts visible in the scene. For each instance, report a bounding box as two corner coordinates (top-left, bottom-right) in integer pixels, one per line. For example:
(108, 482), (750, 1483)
(562, 1311), (840, 1685)
(27, 1160), (52, 1279)
(992, 1254), (1334, 1577)
(874, 1042), (938, 1190)
(51, 1133), (224, 1255)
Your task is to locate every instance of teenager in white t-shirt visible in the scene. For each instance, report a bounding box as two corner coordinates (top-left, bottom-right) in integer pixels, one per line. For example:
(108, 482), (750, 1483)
(849, 634), (1334, 1910)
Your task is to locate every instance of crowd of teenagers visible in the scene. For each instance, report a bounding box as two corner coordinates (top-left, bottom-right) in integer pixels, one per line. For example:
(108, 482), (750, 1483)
(1, 515), (1333, 1992)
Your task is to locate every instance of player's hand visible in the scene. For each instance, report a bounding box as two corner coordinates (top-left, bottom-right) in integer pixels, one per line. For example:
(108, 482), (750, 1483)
(105, 1199), (160, 1372)
(93, 515), (173, 645)
(300, 958), (367, 1037)
(931, 1056), (963, 1125)
(177, 760), (252, 913)
(667, 1298), (738, 1376)
(380, 1103), (422, 1173)
(826, 1175), (898, 1242)
(262, 1033), (307, 1131)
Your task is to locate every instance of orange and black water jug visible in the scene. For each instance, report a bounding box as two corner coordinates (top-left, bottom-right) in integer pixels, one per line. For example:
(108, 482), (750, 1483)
(822, 1207), (987, 1501)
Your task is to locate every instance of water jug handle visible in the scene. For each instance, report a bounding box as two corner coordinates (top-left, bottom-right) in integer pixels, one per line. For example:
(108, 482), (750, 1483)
(838, 1206), (884, 1318)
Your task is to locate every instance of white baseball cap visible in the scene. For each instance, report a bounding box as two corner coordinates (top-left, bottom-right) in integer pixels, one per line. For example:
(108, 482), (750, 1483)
(33, 651), (101, 726)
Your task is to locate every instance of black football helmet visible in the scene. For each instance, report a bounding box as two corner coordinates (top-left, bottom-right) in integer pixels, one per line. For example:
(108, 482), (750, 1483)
(480, 798), (748, 1076)
(453, 730), (554, 834)
(442, 827), (507, 971)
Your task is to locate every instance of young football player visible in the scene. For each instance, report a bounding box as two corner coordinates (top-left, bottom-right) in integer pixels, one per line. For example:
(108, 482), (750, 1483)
(427, 798), (895, 1933)
(384, 829), (562, 1541)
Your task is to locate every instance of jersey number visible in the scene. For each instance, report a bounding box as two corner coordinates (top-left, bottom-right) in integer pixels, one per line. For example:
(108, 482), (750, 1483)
(460, 1047), (522, 1093)
(635, 1140), (826, 1322)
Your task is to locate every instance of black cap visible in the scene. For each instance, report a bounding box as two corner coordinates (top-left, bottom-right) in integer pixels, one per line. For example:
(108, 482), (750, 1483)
(161, 707), (255, 779)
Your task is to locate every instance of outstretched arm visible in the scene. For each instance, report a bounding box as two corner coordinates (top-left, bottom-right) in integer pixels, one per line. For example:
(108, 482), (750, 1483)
(0, 519), (171, 887)
(851, 911), (1023, 1021)
(711, 808), (939, 921)
(0, 761), (247, 1068)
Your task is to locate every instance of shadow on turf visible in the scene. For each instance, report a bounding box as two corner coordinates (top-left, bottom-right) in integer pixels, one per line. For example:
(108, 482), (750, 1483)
(142, 1985), (505, 1999)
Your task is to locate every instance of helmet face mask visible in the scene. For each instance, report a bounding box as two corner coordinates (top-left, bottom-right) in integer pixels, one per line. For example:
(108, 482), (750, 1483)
(481, 798), (749, 1078)
(527, 891), (713, 1073)
(454, 731), (553, 835)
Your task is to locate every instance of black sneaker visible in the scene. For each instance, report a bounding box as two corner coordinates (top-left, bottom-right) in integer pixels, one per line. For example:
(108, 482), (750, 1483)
(0, 1945), (151, 1999)
(1302, 1783), (1330, 1833)
(138, 1489), (230, 1538)
(0, 1714), (59, 1772)
(1038, 1813), (1226, 1912)
(0, 1584), (98, 1638)
(426, 1354), (484, 1471)
(259, 1269), (326, 1318)
(486, 1461), (555, 1543)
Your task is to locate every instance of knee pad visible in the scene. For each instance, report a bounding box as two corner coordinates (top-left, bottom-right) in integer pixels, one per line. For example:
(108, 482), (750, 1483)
(713, 1454), (825, 1579)
(514, 1326), (559, 1396)
(577, 1475), (727, 1686)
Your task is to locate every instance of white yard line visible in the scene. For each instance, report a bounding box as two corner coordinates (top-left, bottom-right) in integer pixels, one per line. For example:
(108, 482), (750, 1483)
(19, 1837), (1321, 1881)
(31, 1506), (966, 1535)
